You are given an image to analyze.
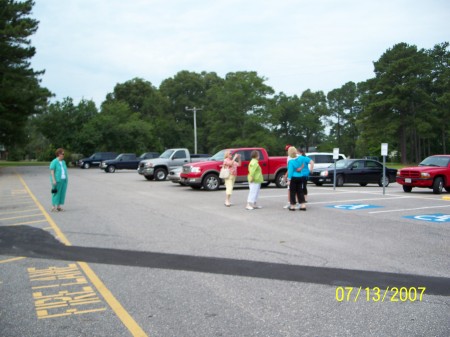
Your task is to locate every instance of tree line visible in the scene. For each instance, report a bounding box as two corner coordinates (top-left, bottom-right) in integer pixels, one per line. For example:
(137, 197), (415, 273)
(1, 1), (449, 163)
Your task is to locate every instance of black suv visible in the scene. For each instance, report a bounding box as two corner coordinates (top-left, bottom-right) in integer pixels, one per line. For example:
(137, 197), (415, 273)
(78, 152), (118, 169)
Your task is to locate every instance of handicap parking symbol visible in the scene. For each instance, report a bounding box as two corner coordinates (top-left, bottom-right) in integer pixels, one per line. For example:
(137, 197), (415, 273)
(327, 204), (383, 210)
(403, 213), (450, 222)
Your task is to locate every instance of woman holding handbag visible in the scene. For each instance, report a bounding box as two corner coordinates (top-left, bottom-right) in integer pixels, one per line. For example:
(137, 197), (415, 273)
(222, 150), (241, 207)
(49, 148), (69, 212)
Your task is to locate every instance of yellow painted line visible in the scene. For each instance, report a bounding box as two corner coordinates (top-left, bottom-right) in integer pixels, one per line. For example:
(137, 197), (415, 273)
(443, 196), (450, 201)
(0, 213), (43, 221)
(0, 257), (26, 264)
(0, 208), (40, 216)
(17, 174), (149, 337)
(8, 220), (47, 226)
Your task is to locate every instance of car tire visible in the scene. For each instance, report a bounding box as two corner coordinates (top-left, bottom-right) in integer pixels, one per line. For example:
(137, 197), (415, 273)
(154, 168), (167, 181)
(314, 182), (323, 186)
(275, 171), (287, 188)
(190, 185), (202, 190)
(403, 185), (413, 192)
(107, 165), (115, 173)
(83, 163), (90, 169)
(432, 177), (444, 194)
(144, 175), (154, 181)
(359, 183), (368, 186)
(445, 187), (450, 193)
(202, 173), (220, 191)
(336, 174), (344, 187)
(378, 176), (389, 187)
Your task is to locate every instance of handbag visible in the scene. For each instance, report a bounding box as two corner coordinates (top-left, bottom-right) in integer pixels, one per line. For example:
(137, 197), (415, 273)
(51, 187), (58, 194)
(219, 167), (230, 179)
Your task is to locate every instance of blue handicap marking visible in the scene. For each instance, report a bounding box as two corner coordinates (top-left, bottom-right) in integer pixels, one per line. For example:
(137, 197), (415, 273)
(404, 213), (450, 222)
(327, 204), (383, 210)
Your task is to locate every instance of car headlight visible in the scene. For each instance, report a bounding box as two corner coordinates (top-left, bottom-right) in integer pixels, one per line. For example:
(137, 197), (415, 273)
(320, 171), (329, 177)
(420, 172), (430, 178)
(145, 163), (153, 168)
(191, 167), (201, 173)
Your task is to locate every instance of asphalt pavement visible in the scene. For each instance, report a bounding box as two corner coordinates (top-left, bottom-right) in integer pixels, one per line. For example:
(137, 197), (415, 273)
(1, 166), (449, 337)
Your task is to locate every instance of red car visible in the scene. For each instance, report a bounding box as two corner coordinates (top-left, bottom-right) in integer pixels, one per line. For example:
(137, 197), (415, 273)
(396, 155), (450, 194)
(180, 147), (287, 191)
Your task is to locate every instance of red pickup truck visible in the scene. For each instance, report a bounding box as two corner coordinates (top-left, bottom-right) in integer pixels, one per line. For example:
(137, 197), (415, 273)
(396, 155), (450, 194)
(180, 147), (287, 191)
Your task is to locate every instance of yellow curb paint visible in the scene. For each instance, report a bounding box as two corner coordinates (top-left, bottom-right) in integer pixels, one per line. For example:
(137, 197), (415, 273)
(442, 196), (450, 201)
(0, 257), (26, 264)
(17, 174), (149, 337)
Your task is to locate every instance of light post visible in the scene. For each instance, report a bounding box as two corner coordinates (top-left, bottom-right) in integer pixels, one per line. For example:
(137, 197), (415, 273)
(185, 106), (202, 154)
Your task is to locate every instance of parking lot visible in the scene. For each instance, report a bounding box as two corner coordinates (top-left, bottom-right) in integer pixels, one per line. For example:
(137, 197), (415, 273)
(1, 166), (449, 337)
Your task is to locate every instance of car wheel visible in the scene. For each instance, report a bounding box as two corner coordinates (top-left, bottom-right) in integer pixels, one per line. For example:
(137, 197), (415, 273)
(359, 183), (368, 186)
(378, 176), (389, 187)
(445, 187), (450, 193)
(202, 173), (220, 191)
(107, 165), (115, 173)
(144, 175), (154, 181)
(432, 177), (444, 194)
(261, 182), (270, 188)
(336, 174), (344, 187)
(314, 182), (323, 186)
(83, 163), (90, 169)
(190, 185), (202, 190)
(275, 171), (287, 188)
(154, 168), (167, 181)
(403, 185), (412, 192)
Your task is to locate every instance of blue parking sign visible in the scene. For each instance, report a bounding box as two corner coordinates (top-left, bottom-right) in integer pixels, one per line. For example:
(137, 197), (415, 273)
(403, 213), (450, 222)
(327, 204), (383, 210)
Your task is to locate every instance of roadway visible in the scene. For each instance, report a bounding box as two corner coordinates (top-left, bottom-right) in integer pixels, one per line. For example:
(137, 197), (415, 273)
(0, 166), (449, 337)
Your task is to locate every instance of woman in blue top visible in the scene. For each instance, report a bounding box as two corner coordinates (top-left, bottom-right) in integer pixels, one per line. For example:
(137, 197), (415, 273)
(287, 147), (307, 211)
(49, 148), (68, 212)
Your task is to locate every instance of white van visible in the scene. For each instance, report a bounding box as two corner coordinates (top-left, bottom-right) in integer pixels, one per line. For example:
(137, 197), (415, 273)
(306, 152), (346, 169)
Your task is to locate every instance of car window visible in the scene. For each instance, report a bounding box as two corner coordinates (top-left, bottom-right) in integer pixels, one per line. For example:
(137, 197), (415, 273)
(173, 150), (187, 159)
(365, 161), (381, 169)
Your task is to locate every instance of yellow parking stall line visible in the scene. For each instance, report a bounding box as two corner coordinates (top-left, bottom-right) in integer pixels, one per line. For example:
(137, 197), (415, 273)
(8, 219), (47, 226)
(0, 208), (40, 216)
(0, 257), (27, 264)
(0, 213), (43, 222)
(16, 174), (149, 337)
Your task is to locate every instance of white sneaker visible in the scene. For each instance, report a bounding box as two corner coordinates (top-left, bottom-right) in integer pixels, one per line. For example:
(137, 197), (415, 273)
(245, 205), (254, 210)
(295, 203), (301, 210)
(283, 204), (290, 209)
(253, 205), (262, 209)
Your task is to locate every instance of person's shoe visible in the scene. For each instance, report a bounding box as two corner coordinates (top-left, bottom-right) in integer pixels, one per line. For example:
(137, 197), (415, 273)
(283, 204), (290, 209)
(245, 205), (254, 210)
(253, 204), (262, 209)
(295, 203), (301, 210)
(289, 206), (296, 211)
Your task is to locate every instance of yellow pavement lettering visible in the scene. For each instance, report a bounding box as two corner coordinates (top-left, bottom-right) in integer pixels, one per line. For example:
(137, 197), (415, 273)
(17, 174), (149, 337)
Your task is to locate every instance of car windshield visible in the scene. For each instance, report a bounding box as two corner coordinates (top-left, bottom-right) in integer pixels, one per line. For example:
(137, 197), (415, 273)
(159, 149), (174, 159)
(209, 149), (226, 161)
(419, 156), (450, 167)
(114, 154), (124, 160)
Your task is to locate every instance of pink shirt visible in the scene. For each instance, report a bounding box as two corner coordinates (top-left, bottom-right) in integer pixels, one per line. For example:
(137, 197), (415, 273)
(223, 157), (239, 176)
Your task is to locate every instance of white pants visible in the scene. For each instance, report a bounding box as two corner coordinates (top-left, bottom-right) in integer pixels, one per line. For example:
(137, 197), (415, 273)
(247, 182), (261, 204)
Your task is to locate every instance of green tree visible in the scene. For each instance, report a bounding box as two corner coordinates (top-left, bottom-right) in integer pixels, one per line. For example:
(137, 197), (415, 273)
(0, 0), (51, 150)
(205, 71), (275, 152)
(358, 43), (432, 163)
(327, 82), (360, 157)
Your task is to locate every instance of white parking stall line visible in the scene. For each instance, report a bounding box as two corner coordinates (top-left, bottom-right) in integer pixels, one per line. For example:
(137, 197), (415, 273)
(369, 204), (450, 214)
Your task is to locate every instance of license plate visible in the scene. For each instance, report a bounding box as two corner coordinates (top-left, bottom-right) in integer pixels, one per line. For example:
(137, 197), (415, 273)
(405, 178), (412, 183)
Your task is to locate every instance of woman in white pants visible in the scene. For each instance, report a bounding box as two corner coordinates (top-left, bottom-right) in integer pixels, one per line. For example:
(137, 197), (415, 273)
(246, 150), (264, 210)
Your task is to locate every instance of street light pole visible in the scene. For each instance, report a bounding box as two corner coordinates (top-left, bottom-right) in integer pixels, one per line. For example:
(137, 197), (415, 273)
(185, 106), (202, 154)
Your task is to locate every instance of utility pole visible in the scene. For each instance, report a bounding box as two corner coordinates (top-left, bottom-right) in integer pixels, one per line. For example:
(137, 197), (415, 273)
(185, 106), (202, 154)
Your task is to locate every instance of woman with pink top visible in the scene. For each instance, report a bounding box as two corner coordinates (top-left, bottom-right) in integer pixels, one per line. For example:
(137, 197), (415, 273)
(222, 150), (241, 207)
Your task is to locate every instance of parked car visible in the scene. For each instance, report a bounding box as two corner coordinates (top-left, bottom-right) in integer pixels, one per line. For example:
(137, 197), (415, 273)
(100, 152), (159, 173)
(396, 155), (450, 194)
(137, 148), (209, 181)
(309, 159), (397, 187)
(180, 147), (287, 191)
(168, 166), (185, 185)
(306, 152), (346, 169)
(77, 152), (118, 169)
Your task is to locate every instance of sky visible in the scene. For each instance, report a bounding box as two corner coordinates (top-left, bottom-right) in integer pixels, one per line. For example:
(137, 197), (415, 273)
(30, 0), (450, 107)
